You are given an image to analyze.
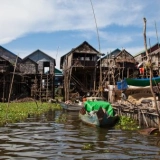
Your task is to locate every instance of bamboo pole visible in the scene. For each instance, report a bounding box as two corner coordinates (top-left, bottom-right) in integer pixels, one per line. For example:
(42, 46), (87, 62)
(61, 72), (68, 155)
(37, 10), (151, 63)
(63, 57), (69, 101)
(155, 21), (160, 49)
(2, 76), (5, 102)
(5, 55), (19, 121)
(40, 73), (42, 102)
(89, 0), (103, 97)
(46, 74), (48, 101)
(143, 17), (160, 131)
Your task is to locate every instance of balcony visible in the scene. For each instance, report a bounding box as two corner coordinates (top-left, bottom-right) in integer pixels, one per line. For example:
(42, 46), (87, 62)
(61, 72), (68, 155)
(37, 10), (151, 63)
(72, 59), (96, 67)
(115, 59), (135, 63)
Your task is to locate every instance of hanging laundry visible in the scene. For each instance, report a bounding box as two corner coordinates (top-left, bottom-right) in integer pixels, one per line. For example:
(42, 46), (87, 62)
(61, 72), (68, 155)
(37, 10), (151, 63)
(139, 67), (144, 74)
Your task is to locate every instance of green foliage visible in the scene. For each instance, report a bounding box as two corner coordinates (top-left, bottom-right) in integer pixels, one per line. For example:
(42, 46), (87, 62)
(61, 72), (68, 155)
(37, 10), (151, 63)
(0, 102), (62, 126)
(115, 116), (139, 131)
(82, 143), (93, 150)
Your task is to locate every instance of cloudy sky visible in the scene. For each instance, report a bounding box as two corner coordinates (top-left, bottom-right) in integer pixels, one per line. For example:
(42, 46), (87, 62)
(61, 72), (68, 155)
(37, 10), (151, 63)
(1, 0), (160, 69)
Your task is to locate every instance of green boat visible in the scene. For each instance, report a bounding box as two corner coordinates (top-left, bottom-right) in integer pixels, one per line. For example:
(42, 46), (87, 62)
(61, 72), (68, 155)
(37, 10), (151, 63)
(79, 101), (119, 127)
(126, 77), (160, 87)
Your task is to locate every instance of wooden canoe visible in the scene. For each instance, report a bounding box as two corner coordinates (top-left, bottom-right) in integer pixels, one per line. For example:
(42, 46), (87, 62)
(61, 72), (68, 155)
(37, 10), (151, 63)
(79, 101), (119, 127)
(59, 101), (83, 112)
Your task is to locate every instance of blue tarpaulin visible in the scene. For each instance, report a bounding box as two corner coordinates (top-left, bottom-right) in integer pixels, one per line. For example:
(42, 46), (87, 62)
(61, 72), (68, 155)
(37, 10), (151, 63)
(117, 79), (128, 90)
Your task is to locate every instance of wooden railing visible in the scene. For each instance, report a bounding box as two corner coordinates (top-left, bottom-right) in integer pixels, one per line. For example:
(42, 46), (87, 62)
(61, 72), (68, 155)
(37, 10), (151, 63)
(72, 59), (96, 67)
(115, 59), (135, 63)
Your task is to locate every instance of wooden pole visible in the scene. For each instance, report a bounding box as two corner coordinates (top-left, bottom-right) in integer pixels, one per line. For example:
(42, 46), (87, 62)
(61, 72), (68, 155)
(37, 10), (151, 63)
(2, 76), (5, 102)
(155, 21), (160, 76)
(155, 21), (160, 48)
(40, 73), (42, 102)
(143, 17), (160, 131)
(5, 55), (18, 120)
(46, 74), (48, 101)
(89, 0), (102, 97)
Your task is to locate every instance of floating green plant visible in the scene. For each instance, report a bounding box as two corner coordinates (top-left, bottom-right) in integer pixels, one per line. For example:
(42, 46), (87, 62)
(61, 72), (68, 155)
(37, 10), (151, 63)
(115, 116), (139, 131)
(0, 102), (62, 126)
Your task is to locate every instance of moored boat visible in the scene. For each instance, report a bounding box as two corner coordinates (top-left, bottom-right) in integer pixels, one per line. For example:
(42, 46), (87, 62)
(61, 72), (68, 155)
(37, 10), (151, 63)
(59, 100), (83, 112)
(125, 77), (160, 87)
(79, 100), (119, 127)
(59, 97), (106, 112)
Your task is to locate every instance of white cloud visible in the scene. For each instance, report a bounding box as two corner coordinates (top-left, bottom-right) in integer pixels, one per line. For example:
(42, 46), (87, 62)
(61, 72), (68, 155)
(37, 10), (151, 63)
(99, 31), (133, 45)
(0, 0), (160, 45)
(0, 0), (54, 43)
(125, 46), (145, 56)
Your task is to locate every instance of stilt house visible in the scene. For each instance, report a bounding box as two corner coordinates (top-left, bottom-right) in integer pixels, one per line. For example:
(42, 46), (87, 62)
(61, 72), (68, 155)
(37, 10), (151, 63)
(101, 49), (136, 86)
(0, 46), (22, 102)
(134, 43), (160, 77)
(101, 49), (137, 103)
(20, 50), (56, 101)
(60, 41), (101, 101)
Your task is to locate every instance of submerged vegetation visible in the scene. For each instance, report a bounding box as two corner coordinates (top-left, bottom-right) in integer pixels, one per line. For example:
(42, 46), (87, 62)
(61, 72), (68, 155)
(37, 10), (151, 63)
(82, 143), (94, 150)
(55, 113), (67, 123)
(0, 101), (62, 126)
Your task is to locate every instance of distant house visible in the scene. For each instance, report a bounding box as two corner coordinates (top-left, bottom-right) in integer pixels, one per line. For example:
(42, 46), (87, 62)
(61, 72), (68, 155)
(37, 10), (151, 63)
(0, 46), (22, 102)
(100, 49), (137, 103)
(20, 49), (56, 101)
(101, 49), (136, 85)
(21, 49), (55, 74)
(0, 46), (22, 64)
(134, 43), (160, 77)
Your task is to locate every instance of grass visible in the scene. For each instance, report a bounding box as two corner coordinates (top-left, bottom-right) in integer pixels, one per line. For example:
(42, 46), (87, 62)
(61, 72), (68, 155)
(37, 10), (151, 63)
(0, 101), (62, 126)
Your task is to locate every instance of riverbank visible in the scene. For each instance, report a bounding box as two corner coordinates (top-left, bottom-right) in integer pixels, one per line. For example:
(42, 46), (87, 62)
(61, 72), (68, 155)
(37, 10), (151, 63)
(0, 99), (62, 126)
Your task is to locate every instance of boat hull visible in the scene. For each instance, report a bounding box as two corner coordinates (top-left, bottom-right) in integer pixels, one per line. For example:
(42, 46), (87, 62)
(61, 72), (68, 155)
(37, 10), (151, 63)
(60, 102), (82, 112)
(79, 107), (119, 127)
(126, 77), (160, 86)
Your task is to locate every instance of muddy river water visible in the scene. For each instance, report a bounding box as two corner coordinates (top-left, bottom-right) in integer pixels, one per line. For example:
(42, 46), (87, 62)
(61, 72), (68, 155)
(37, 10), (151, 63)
(0, 110), (159, 160)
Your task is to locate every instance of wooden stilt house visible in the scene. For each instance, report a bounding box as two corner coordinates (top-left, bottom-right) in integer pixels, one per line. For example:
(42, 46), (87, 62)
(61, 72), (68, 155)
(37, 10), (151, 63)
(60, 41), (100, 101)
(20, 50), (56, 101)
(101, 49), (137, 102)
(101, 49), (137, 86)
(134, 43), (160, 77)
(0, 46), (22, 102)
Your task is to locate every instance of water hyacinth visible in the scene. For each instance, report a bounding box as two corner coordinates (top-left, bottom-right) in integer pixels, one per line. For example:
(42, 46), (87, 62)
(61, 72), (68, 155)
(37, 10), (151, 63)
(115, 116), (139, 131)
(0, 102), (62, 126)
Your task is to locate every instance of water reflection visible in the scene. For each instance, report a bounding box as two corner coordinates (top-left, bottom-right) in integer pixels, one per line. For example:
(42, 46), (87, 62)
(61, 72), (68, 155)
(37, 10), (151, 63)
(0, 110), (159, 160)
